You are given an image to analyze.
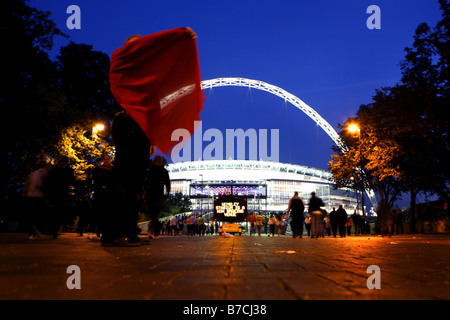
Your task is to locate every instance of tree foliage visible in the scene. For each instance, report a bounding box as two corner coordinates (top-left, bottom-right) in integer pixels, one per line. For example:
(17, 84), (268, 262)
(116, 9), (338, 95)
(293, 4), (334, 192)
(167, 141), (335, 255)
(329, 0), (449, 225)
(1, 0), (67, 196)
(57, 42), (119, 123)
(56, 126), (114, 181)
(160, 193), (192, 218)
(1, 0), (118, 200)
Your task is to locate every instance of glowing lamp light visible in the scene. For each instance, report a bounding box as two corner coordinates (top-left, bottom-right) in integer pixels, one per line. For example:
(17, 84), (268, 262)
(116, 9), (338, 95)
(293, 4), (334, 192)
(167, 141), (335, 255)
(348, 124), (359, 133)
(94, 124), (105, 131)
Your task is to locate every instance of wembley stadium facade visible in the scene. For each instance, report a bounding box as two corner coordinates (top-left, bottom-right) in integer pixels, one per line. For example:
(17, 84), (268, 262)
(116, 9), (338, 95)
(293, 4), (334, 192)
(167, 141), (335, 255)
(166, 160), (360, 215)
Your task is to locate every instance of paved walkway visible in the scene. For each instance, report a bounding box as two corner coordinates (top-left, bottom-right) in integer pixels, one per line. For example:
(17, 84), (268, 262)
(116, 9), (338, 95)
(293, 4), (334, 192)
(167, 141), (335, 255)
(1, 233), (449, 300)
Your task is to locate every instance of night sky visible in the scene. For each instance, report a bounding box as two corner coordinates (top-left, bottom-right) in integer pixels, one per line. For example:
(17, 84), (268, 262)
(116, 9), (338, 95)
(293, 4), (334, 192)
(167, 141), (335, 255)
(30, 0), (443, 173)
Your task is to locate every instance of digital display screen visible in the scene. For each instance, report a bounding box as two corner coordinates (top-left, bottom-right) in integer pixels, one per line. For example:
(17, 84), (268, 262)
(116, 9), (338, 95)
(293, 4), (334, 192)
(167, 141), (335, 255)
(214, 196), (247, 222)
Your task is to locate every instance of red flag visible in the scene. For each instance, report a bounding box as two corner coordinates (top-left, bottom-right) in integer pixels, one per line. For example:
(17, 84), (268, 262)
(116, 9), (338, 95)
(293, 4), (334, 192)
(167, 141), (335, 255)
(109, 28), (203, 155)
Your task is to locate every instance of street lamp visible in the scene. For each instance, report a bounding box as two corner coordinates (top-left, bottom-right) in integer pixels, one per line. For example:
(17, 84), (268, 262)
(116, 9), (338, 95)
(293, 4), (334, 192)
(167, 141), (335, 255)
(94, 123), (105, 131)
(347, 123), (364, 217)
(92, 123), (105, 139)
(348, 124), (360, 134)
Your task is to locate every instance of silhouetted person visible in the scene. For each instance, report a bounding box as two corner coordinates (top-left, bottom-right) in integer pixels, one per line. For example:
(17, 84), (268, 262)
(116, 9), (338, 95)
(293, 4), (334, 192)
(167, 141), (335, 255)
(352, 211), (360, 235)
(336, 205), (348, 237)
(22, 164), (50, 239)
(287, 192), (305, 238)
(46, 157), (75, 239)
(308, 192), (324, 238)
(329, 207), (337, 237)
(110, 111), (151, 246)
(378, 203), (394, 237)
(92, 154), (114, 240)
(394, 209), (403, 234)
(304, 214), (311, 237)
(144, 155), (170, 239)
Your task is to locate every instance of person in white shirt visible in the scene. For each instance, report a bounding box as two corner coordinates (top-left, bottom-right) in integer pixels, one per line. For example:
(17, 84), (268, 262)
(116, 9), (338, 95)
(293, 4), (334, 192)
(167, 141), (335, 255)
(23, 166), (50, 239)
(170, 215), (178, 236)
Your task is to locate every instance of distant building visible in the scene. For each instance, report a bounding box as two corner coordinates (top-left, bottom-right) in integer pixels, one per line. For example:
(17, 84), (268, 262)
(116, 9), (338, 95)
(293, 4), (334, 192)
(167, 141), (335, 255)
(167, 160), (359, 215)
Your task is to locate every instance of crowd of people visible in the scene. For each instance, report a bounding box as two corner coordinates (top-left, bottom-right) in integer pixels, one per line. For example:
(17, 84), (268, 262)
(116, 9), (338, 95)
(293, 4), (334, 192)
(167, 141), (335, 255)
(243, 191), (374, 238)
(19, 160), (390, 244)
(156, 214), (219, 237)
(21, 107), (171, 247)
(150, 191), (374, 239)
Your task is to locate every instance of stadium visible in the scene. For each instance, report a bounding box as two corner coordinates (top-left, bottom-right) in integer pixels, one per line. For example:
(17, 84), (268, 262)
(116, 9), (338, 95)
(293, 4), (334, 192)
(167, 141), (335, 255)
(162, 78), (364, 218)
(167, 159), (360, 216)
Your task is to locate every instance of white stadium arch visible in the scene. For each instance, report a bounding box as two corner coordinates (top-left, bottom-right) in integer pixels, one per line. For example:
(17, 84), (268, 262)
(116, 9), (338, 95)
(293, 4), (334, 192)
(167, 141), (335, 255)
(201, 77), (345, 149)
(200, 77), (377, 209)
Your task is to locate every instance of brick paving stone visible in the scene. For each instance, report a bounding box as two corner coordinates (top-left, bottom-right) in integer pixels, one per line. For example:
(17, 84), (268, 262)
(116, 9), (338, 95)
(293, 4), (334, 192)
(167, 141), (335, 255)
(1, 233), (450, 300)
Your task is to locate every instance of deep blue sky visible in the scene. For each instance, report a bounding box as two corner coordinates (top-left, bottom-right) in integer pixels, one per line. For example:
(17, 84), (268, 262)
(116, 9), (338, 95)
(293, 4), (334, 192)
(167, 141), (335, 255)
(31, 0), (443, 172)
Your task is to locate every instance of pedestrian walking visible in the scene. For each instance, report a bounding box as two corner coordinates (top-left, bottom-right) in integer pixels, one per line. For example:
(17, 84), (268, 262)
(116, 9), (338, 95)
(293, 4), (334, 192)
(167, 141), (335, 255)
(286, 192), (305, 238)
(336, 205), (348, 237)
(378, 203), (394, 237)
(360, 216), (367, 235)
(22, 164), (50, 240)
(90, 154), (114, 240)
(325, 213), (331, 236)
(305, 214), (312, 237)
(107, 28), (198, 246)
(394, 209), (403, 235)
(187, 213), (197, 236)
(255, 212), (265, 236)
(209, 220), (214, 235)
(308, 192), (325, 239)
(46, 157), (75, 239)
(248, 212), (256, 236)
(352, 211), (360, 235)
(214, 221), (219, 234)
(268, 214), (276, 237)
(329, 207), (337, 237)
(106, 110), (151, 247)
(276, 213), (284, 236)
(180, 216), (185, 235)
(283, 213), (289, 235)
(169, 215), (178, 235)
(346, 217), (352, 236)
(198, 214), (206, 236)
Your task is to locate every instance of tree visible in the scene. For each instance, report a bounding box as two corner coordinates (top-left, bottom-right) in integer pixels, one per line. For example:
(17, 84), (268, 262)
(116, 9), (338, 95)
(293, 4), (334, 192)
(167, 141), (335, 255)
(328, 115), (403, 217)
(53, 41), (119, 187)
(53, 124), (114, 203)
(394, 0), (450, 224)
(1, 0), (67, 197)
(354, 95), (405, 214)
(55, 125), (114, 180)
(160, 193), (192, 218)
(56, 42), (119, 124)
(330, 1), (449, 230)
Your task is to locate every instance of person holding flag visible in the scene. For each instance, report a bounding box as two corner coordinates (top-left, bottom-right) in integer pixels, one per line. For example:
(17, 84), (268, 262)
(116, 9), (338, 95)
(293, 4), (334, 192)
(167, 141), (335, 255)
(104, 27), (202, 246)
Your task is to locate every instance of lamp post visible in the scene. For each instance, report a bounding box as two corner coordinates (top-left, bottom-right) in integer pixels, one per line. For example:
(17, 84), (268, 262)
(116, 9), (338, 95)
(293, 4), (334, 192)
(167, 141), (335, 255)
(92, 123), (105, 140)
(348, 123), (364, 217)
